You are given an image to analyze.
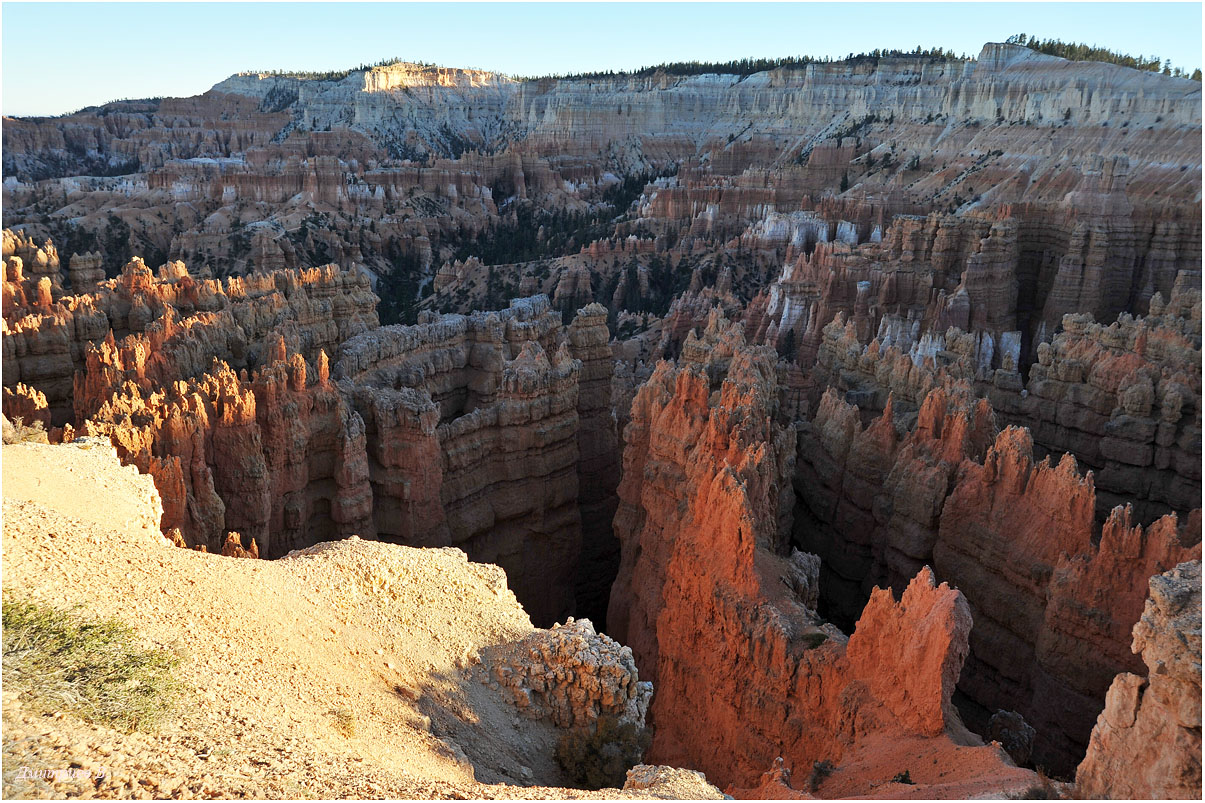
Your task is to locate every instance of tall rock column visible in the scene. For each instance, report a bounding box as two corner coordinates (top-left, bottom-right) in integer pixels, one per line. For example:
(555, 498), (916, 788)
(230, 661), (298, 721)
(568, 303), (621, 627)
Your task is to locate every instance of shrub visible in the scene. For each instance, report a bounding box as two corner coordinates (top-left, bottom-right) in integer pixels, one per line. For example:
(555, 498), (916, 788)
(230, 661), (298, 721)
(554, 715), (651, 790)
(809, 759), (836, 792)
(328, 707), (357, 737)
(802, 632), (829, 649)
(1004, 33), (1198, 78)
(6, 416), (48, 444)
(2, 599), (180, 732)
(1016, 768), (1062, 799)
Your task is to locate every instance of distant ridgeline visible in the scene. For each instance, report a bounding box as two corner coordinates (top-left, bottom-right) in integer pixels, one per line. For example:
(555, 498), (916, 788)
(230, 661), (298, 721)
(240, 57), (449, 83)
(235, 39), (1201, 85)
(1006, 33), (1202, 80)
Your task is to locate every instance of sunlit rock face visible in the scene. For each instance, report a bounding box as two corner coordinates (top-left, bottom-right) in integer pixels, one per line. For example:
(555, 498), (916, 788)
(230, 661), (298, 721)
(2, 246), (617, 628)
(605, 315), (1035, 795)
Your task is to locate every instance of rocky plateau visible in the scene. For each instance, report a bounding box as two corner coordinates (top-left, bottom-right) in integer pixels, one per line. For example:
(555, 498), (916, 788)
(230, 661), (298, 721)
(2, 41), (1201, 800)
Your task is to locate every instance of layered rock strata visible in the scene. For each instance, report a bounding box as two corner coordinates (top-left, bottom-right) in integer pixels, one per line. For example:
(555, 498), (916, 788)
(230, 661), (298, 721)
(934, 427), (1200, 771)
(566, 304), (622, 626)
(805, 282), (1202, 523)
(79, 336), (374, 556)
(3, 245), (378, 426)
(4, 239), (624, 630)
(6, 45), (1198, 340)
(793, 385), (996, 626)
(334, 295), (598, 627)
(988, 292), (1202, 522)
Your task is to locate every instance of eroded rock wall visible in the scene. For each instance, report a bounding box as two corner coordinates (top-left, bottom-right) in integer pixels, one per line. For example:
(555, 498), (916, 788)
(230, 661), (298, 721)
(80, 336), (374, 555)
(566, 304), (622, 626)
(4, 247), (378, 426)
(793, 381), (1200, 772)
(335, 296), (587, 626)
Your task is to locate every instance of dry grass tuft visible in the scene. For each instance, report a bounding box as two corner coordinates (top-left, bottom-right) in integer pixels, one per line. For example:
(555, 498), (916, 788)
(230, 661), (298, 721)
(2, 598), (180, 732)
(328, 707), (357, 738)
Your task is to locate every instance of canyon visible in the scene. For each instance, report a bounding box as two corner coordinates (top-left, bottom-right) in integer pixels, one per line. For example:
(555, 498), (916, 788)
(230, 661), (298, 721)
(2, 41), (1201, 799)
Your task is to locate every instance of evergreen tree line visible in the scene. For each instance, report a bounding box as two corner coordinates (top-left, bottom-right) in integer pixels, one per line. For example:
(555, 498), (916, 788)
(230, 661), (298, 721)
(1006, 33), (1201, 80)
(452, 170), (665, 266)
(236, 37), (1201, 87)
(377, 249), (424, 325)
(242, 57), (443, 83)
(525, 47), (963, 82)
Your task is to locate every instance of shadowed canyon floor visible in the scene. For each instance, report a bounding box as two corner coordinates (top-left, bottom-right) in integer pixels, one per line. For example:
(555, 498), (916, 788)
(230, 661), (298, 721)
(2, 40), (1201, 799)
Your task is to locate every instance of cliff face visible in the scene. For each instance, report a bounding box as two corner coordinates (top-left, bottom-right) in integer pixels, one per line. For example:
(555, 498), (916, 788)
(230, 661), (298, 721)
(988, 292), (1202, 523)
(10, 45), (1197, 176)
(933, 427), (1200, 771)
(5, 44), (1198, 336)
(759, 200), (1199, 399)
(1076, 560), (1202, 799)
(2, 42), (1200, 799)
(607, 316), (1032, 795)
(81, 337), (374, 556)
(799, 276), (1201, 526)
(793, 385), (996, 625)
(567, 303), (622, 625)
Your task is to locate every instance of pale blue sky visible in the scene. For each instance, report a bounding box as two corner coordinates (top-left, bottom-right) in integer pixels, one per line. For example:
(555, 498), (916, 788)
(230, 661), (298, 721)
(2, 1), (1201, 117)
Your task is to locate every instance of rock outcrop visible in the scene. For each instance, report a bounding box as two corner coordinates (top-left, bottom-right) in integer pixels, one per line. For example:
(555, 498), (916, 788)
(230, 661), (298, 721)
(804, 289), (1202, 526)
(793, 383), (1201, 772)
(566, 304), (622, 626)
(3, 247), (378, 426)
(793, 385), (995, 625)
(6, 44), (1198, 344)
(1076, 560), (1202, 799)
(989, 296), (1202, 522)
(2, 42), (1201, 797)
(488, 617), (651, 731)
(2, 235), (637, 633)
(79, 338), (374, 556)
(934, 427), (1200, 771)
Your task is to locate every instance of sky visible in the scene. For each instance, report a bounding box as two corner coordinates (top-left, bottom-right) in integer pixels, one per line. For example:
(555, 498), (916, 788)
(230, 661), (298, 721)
(2, 1), (1202, 117)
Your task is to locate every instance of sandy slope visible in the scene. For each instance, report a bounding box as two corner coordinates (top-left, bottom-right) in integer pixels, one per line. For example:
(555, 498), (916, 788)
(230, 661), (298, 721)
(1, 440), (721, 800)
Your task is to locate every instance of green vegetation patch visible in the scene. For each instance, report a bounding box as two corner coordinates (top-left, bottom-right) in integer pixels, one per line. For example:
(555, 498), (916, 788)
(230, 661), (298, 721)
(2, 599), (180, 732)
(555, 715), (652, 790)
(1006, 33), (1200, 79)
